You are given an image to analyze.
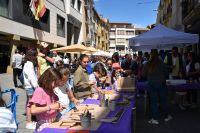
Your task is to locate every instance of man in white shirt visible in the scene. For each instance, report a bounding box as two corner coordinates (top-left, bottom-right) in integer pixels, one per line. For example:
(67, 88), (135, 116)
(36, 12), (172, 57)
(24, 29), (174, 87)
(52, 51), (62, 68)
(12, 49), (23, 88)
(63, 56), (70, 68)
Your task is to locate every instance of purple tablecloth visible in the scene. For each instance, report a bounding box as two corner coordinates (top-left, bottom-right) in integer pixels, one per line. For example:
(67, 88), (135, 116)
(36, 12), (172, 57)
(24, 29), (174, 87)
(137, 82), (200, 91)
(37, 98), (134, 133)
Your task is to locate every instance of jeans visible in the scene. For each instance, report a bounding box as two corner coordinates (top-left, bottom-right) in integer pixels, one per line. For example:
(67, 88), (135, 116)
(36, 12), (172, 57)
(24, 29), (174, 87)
(148, 82), (169, 120)
(13, 68), (23, 87)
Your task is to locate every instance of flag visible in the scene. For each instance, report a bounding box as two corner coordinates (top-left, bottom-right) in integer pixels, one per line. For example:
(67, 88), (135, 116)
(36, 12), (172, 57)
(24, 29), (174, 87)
(29, 0), (46, 20)
(35, 0), (46, 20)
(29, 0), (36, 16)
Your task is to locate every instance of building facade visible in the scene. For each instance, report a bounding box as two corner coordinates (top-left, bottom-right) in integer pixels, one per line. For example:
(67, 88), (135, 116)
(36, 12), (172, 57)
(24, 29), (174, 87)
(182, 0), (200, 54)
(93, 8), (109, 51)
(84, 0), (95, 47)
(109, 22), (148, 55)
(0, 0), (110, 73)
(0, 0), (84, 73)
(156, 0), (200, 55)
(156, 0), (184, 30)
(66, 0), (83, 45)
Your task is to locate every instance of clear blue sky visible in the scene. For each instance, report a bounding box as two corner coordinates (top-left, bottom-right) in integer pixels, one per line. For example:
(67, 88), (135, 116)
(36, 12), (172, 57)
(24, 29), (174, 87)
(94, 0), (160, 28)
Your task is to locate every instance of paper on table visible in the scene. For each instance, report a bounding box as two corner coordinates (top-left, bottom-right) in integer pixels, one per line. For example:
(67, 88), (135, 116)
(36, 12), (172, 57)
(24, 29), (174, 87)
(47, 104), (110, 130)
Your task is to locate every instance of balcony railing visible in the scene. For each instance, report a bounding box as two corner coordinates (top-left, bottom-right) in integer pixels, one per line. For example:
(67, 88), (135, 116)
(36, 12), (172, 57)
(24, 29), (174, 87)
(182, 0), (199, 19)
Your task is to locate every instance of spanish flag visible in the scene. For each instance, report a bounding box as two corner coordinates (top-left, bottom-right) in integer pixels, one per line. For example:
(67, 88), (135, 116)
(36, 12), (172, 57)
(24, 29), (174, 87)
(30, 0), (46, 20)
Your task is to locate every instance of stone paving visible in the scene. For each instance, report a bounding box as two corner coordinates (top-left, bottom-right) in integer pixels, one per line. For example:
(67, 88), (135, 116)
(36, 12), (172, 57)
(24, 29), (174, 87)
(0, 73), (34, 133)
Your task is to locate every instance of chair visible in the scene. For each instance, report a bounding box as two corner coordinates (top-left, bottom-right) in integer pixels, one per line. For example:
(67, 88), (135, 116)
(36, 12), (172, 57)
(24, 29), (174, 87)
(1, 88), (19, 133)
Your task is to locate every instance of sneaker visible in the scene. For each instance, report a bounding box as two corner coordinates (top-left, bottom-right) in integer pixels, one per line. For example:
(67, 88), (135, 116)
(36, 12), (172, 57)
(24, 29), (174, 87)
(164, 115), (173, 122)
(179, 105), (186, 110)
(26, 122), (36, 130)
(148, 118), (159, 125)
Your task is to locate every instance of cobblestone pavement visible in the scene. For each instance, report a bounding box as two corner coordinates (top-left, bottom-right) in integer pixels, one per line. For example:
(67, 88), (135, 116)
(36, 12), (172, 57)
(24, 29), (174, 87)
(0, 73), (34, 133)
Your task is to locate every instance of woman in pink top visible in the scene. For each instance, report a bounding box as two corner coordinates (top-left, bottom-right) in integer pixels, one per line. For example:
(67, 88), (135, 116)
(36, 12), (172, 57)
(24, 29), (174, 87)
(112, 52), (121, 70)
(29, 68), (63, 131)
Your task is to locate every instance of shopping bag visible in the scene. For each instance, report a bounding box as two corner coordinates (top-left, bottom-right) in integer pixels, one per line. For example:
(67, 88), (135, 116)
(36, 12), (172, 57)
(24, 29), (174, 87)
(116, 77), (136, 92)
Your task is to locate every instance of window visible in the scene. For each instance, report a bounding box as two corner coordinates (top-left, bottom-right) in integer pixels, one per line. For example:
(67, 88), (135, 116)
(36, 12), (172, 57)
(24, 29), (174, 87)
(57, 15), (65, 37)
(126, 39), (129, 44)
(116, 45), (125, 51)
(0, 0), (9, 17)
(71, 0), (75, 8)
(110, 31), (115, 35)
(117, 30), (125, 35)
(22, 0), (49, 24)
(117, 38), (125, 43)
(78, 0), (81, 12)
(40, 9), (50, 24)
(126, 31), (134, 35)
(110, 39), (115, 44)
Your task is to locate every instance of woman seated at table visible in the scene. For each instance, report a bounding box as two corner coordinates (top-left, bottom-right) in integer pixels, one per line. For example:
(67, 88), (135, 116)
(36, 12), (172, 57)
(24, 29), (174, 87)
(89, 63), (107, 93)
(73, 54), (95, 100)
(186, 52), (200, 107)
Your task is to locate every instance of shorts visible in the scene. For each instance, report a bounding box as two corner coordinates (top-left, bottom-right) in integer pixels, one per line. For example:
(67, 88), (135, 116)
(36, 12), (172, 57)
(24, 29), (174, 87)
(25, 87), (35, 96)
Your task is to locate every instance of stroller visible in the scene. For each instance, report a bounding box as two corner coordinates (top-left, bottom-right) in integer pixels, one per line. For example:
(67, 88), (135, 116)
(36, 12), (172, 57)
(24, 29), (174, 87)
(1, 88), (18, 133)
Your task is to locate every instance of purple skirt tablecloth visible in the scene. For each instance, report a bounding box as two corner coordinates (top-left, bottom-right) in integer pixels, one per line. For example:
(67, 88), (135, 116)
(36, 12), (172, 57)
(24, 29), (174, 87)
(137, 82), (200, 91)
(37, 98), (134, 133)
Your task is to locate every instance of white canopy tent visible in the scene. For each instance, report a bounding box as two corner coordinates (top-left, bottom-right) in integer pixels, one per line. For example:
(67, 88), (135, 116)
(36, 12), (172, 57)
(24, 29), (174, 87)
(92, 50), (113, 57)
(129, 24), (199, 50)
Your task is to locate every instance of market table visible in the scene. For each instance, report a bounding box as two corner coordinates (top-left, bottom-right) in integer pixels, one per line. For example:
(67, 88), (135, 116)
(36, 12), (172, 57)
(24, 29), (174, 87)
(137, 81), (200, 114)
(137, 81), (200, 91)
(36, 94), (136, 133)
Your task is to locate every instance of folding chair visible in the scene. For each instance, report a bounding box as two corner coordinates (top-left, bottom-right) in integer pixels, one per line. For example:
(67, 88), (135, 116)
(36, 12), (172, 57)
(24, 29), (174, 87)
(1, 88), (19, 133)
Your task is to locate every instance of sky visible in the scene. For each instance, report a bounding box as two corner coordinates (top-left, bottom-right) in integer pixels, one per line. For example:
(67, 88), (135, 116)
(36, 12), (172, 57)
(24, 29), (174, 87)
(94, 0), (160, 28)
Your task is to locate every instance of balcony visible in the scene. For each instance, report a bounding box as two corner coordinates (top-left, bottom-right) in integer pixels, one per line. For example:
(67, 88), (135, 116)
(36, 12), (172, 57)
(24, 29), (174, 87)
(68, 6), (82, 22)
(182, 0), (200, 25)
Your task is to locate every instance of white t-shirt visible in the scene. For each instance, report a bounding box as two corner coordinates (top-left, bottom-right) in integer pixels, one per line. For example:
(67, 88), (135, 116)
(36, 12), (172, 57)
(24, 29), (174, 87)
(12, 53), (23, 69)
(89, 73), (98, 93)
(0, 107), (17, 133)
(63, 58), (69, 65)
(186, 62), (200, 73)
(54, 83), (71, 106)
(23, 61), (38, 89)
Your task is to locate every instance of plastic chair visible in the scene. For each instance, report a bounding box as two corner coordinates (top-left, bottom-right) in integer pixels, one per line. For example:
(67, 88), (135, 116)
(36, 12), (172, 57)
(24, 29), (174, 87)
(1, 88), (19, 133)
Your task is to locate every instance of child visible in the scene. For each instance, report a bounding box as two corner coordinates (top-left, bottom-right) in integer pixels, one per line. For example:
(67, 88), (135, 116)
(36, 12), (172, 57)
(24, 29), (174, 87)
(0, 87), (17, 132)
(54, 67), (79, 116)
(89, 63), (107, 93)
(23, 49), (38, 129)
(29, 68), (63, 131)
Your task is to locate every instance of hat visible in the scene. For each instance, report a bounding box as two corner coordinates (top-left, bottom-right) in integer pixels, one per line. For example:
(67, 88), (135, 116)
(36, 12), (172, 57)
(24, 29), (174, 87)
(40, 42), (49, 48)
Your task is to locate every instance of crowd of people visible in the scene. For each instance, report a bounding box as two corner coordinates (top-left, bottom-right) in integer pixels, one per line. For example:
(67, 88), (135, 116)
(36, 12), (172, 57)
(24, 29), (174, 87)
(1, 42), (200, 132)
